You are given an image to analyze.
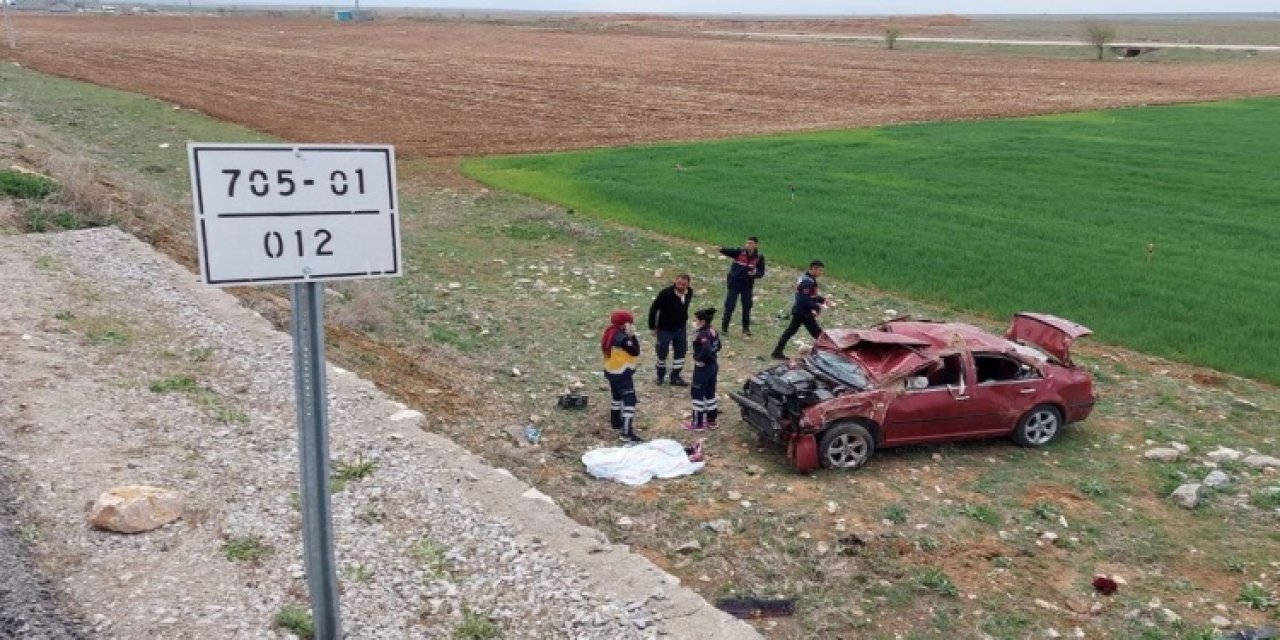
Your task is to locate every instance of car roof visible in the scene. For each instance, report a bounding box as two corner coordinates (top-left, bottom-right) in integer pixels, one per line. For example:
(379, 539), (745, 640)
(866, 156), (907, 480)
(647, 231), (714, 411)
(876, 320), (1015, 355)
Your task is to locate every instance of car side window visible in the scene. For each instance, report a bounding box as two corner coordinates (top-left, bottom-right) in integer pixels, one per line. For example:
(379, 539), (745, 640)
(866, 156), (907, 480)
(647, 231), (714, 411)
(925, 355), (964, 388)
(974, 353), (1038, 384)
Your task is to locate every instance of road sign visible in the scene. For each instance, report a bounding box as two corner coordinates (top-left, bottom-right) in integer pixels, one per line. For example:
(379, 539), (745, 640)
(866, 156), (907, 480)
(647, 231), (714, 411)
(188, 142), (407, 640)
(188, 143), (401, 286)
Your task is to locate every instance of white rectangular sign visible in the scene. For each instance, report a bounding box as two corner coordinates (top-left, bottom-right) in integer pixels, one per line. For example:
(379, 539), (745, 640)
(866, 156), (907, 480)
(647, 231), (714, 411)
(188, 143), (402, 286)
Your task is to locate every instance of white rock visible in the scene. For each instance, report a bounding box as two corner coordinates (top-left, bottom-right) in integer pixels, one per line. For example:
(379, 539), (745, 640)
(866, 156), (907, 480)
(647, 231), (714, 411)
(1170, 483), (1201, 509)
(694, 247), (706, 255)
(616, 517), (634, 530)
(511, 368), (522, 377)
(1159, 608), (1180, 624)
(1169, 442), (1190, 454)
(447, 282), (462, 289)
(88, 486), (184, 534)
(1203, 470), (1230, 488)
(1040, 531), (1059, 543)
(1144, 448), (1180, 462)
(1206, 447), (1244, 463)
(389, 409), (423, 423)
(1243, 454), (1280, 469)
(1210, 615), (1231, 628)
(520, 487), (557, 506)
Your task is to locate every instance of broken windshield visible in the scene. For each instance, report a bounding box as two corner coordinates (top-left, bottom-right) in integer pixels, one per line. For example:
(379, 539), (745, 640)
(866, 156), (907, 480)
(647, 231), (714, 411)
(808, 350), (871, 391)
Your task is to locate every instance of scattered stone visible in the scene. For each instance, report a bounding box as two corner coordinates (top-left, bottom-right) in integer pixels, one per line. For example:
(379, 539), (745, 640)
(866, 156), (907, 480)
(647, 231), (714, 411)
(1034, 599), (1060, 612)
(815, 541), (830, 555)
(1203, 470), (1230, 488)
(1169, 441), (1190, 454)
(727, 491), (742, 501)
(616, 517), (634, 530)
(1242, 454), (1280, 469)
(447, 281), (462, 289)
(931, 453), (942, 461)
(388, 409), (423, 423)
(510, 367), (522, 377)
(1170, 483), (1201, 509)
(674, 540), (702, 554)
(1159, 608), (1181, 624)
(1040, 531), (1059, 543)
(1207, 447), (1244, 463)
(1232, 398), (1261, 411)
(703, 519), (732, 535)
(1210, 615), (1231, 628)
(744, 464), (765, 476)
(88, 486), (184, 534)
(1144, 448), (1180, 462)
(826, 501), (838, 514)
(1045, 628), (1061, 639)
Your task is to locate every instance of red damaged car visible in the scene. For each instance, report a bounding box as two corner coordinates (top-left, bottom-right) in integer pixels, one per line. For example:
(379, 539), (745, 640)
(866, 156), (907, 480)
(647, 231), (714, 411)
(728, 313), (1095, 473)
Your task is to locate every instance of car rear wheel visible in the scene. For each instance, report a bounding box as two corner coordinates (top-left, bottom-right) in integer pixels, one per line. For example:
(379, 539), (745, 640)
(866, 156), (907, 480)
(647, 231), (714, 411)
(1013, 405), (1063, 447)
(818, 422), (875, 470)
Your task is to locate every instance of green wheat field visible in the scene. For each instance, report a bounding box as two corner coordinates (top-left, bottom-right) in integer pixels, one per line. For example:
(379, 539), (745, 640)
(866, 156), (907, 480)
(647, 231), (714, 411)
(463, 99), (1280, 384)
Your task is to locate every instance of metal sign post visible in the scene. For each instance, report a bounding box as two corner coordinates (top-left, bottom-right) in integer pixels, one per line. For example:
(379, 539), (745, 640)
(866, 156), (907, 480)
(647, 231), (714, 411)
(291, 281), (340, 638)
(188, 143), (401, 640)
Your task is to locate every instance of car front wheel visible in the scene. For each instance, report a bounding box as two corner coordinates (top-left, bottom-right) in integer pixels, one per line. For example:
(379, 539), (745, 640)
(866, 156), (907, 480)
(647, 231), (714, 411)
(818, 422), (875, 470)
(1013, 405), (1063, 447)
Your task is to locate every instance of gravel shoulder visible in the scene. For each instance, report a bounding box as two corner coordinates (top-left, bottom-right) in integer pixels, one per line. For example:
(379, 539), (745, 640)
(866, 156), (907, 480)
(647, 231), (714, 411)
(0, 228), (759, 639)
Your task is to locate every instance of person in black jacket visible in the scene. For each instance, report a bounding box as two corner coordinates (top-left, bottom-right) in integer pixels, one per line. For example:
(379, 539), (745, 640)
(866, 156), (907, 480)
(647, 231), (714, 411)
(771, 260), (829, 360)
(647, 274), (694, 386)
(715, 236), (766, 337)
(682, 308), (722, 432)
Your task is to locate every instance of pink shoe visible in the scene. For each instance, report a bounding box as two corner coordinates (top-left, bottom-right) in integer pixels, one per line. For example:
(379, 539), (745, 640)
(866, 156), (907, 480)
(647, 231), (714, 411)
(681, 420), (705, 432)
(686, 439), (705, 462)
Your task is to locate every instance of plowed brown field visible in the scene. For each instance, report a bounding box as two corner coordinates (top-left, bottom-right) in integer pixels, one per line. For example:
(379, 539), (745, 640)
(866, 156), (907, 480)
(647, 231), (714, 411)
(6, 15), (1280, 157)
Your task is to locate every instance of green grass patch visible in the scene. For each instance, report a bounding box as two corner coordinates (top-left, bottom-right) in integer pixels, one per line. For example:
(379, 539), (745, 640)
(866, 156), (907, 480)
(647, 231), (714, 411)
(0, 168), (58, 200)
(274, 605), (314, 639)
(464, 98), (1280, 384)
(333, 456), (376, 483)
(454, 607), (500, 639)
(221, 535), (275, 563)
(411, 538), (451, 579)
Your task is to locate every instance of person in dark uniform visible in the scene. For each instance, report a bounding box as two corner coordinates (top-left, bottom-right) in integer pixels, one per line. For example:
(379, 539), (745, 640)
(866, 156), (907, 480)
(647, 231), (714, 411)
(683, 308), (723, 432)
(771, 260), (828, 360)
(715, 236), (766, 337)
(602, 309), (644, 443)
(647, 274), (693, 387)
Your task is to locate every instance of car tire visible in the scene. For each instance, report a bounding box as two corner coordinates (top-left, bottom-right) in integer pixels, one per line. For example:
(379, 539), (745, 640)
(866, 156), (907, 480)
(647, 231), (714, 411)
(818, 422), (876, 470)
(1012, 404), (1064, 447)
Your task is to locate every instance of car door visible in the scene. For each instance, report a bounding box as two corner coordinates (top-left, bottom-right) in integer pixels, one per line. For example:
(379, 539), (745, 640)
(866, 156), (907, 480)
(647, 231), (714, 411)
(965, 352), (1044, 436)
(881, 354), (979, 445)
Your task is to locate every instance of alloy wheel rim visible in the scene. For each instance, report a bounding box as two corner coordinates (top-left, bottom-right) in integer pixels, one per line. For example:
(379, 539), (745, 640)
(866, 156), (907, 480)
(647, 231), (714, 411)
(1025, 410), (1059, 444)
(828, 433), (868, 468)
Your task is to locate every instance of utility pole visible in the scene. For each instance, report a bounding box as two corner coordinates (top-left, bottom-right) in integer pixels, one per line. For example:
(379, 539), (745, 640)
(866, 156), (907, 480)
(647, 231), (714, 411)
(2, 0), (17, 50)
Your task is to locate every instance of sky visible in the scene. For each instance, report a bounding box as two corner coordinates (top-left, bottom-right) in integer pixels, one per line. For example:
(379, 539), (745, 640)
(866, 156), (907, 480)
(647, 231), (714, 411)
(342, 1), (1280, 14)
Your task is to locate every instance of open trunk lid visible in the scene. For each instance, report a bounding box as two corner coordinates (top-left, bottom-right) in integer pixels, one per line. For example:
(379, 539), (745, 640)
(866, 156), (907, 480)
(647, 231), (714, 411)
(1005, 313), (1092, 366)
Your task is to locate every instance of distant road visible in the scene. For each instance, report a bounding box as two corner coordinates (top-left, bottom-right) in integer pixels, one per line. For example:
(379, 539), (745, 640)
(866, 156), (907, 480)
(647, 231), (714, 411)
(707, 32), (1280, 51)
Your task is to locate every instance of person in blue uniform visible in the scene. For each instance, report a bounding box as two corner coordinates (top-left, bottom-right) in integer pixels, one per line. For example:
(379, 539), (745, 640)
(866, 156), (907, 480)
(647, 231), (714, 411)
(683, 308), (723, 432)
(715, 237), (766, 337)
(647, 274), (693, 386)
(601, 309), (644, 443)
(771, 260), (828, 360)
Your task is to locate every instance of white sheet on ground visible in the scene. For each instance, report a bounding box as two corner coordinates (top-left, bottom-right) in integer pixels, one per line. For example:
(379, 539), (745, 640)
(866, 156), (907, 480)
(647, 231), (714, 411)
(582, 439), (704, 486)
